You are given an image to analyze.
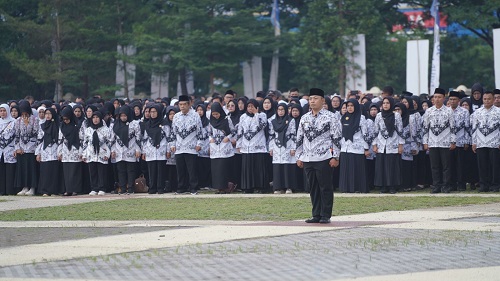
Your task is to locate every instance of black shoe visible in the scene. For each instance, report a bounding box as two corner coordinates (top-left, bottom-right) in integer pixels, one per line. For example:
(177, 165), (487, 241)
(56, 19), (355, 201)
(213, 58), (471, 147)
(305, 217), (320, 223)
(431, 188), (441, 194)
(319, 218), (331, 224)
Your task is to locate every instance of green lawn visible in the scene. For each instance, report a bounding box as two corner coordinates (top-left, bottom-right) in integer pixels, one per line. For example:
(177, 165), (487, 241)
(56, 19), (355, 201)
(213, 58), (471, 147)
(1, 196), (500, 221)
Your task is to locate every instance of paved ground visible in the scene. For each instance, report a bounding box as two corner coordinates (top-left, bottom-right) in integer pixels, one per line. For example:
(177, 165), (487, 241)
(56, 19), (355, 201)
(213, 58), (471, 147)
(0, 193), (499, 280)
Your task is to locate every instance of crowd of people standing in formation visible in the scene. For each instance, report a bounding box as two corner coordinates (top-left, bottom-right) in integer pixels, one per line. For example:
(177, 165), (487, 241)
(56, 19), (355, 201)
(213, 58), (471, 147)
(0, 84), (499, 201)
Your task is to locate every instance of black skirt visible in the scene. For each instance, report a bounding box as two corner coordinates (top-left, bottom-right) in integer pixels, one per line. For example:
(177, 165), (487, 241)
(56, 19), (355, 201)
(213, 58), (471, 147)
(211, 158), (231, 189)
(39, 160), (60, 195)
(415, 151), (432, 185)
(374, 153), (401, 187)
(339, 152), (368, 193)
(0, 156), (16, 195)
(272, 163), (295, 190)
(230, 154), (242, 187)
(241, 153), (269, 191)
(365, 159), (375, 191)
(198, 157), (212, 189)
(62, 162), (83, 193)
(15, 153), (37, 189)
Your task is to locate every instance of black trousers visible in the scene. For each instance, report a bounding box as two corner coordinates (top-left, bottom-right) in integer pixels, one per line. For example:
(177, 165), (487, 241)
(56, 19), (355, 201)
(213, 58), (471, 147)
(450, 147), (467, 190)
(117, 161), (137, 193)
(0, 156), (16, 195)
(88, 162), (107, 192)
(304, 160), (334, 219)
(175, 153), (198, 193)
(147, 160), (166, 193)
(429, 148), (451, 190)
(476, 148), (500, 192)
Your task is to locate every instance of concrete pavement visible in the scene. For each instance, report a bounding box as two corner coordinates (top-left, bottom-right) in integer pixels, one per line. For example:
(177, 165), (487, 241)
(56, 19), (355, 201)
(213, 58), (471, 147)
(0, 193), (499, 280)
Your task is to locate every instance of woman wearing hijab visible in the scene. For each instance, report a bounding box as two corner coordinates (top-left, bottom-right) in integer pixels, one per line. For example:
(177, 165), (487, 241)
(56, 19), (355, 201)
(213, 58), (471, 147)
(15, 100), (39, 196)
(82, 111), (112, 195)
(111, 105), (141, 195)
(164, 106), (179, 192)
(131, 102), (143, 121)
(365, 103), (379, 191)
(323, 97), (334, 112)
(208, 102), (236, 193)
(195, 104), (211, 190)
(237, 99), (269, 193)
(0, 104), (17, 195)
(229, 98), (245, 189)
(414, 99), (433, 189)
(372, 97), (404, 194)
(461, 97), (479, 190)
(394, 103), (418, 192)
(73, 104), (85, 126)
(10, 105), (20, 119)
(289, 103), (306, 191)
(35, 108), (61, 196)
(331, 96), (343, 113)
(339, 99), (371, 193)
(141, 103), (169, 194)
(262, 96), (276, 120)
(37, 106), (46, 127)
(401, 96), (423, 190)
(470, 83), (484, 112)
(58, 106), (83, 196)
(269, 103), (297, 194)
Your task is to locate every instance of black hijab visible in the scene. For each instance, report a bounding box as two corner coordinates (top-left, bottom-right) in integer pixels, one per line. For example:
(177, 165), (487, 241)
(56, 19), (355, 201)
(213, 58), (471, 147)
(382, 97), (396, 137)
(140, 103), (155, 135)
(228, 99), (242, 126)
(145, 104), (165, 147)
(196, 104), (210, 128)
(10, 105), (20, 118)
(85, 105), (98, 128)
(331, 96), (343, 112)
(470, 82), (484, 107)
(460, 98), (473, 115)
(402, 97), (416, 115)
(289, 103), (303, 133)
(246, 99), (259, 117)
(362, 101), (372, 120)
(341, 99), (362, 142)
(113, 105), (133, 147)
(73, 104), (85, 125)
(395, 102), (409, 128)
(262, 97), (276, 119)
(368, 103), (379, 121)
(90, 111), (104, 154)
(420, 100), (432, 116)
(324, 97), (334, 112)
(131, 102), (143, 120)
(60, 106), (80, 150)
(271, 104), (291, 147)
(165, 106), (180, 127)
(41, 108), (60, 149)
(210, 102), (231, 136)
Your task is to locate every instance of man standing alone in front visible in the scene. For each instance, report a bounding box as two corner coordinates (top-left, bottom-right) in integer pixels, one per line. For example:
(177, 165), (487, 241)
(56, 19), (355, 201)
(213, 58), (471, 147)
(296, 88), (342, 224)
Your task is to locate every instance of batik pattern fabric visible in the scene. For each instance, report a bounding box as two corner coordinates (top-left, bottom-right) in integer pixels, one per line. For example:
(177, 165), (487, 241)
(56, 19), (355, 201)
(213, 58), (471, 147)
(35, 128), (59, 162)
(398, 123), (418, 161)
(340, 115), (370, 155)
(372, 112), (404, 154)
(197, 124), (210, 158)
(452, 106), (471, 147)
(172, 109), (203, 155)
(15, 116), (39, 153)
(0, 120), (17, 163)
(82, 126), (112, 164)
(208, 119), (236, 159)
(57, 129), (83, 163)
(268, 118), (296, 164)
(364, 118), (377, 160)
(165, 124), (176, 165)
(236, 113), (268, 154)
(422, 106), (456, 148)
(141, 126), (169, 161)
(295, 109), (342, 162)
(471, 106), (500, 149)
(111, 120), (141, 163)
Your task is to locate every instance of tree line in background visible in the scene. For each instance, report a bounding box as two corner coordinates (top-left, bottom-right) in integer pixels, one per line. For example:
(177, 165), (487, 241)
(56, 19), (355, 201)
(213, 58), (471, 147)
(0, 0), (498, 101)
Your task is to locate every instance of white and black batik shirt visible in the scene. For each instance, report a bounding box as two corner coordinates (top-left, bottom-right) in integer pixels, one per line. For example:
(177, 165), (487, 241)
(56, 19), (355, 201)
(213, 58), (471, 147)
(372, 112), (404, 154)
(171, 109), (203, 155)
(295, 109), (342, 162)
(422, 105), (456, 148)
(340, 115), (370, 155)
(268, 118), (296, 164)
(15, 116), (39, 154)
(236, 113), (268, 154)
(471, 106), (500, 149)
(451, 106), (471, 147)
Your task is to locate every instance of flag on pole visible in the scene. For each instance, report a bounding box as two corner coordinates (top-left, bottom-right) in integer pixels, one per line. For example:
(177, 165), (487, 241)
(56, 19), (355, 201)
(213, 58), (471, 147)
(270, 0), (280, 33)
(429, 0), (440, 92)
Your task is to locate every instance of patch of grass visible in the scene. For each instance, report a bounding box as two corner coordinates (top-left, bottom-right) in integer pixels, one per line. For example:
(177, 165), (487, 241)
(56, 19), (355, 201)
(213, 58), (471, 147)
(1, 196), (500, 221)
(0, 199), (7, 203)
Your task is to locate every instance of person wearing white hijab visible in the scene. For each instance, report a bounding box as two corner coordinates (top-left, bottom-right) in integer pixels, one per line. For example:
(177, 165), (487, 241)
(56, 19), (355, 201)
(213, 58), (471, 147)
(0, 104), (17, 195)
(37, 106), (46, 126)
